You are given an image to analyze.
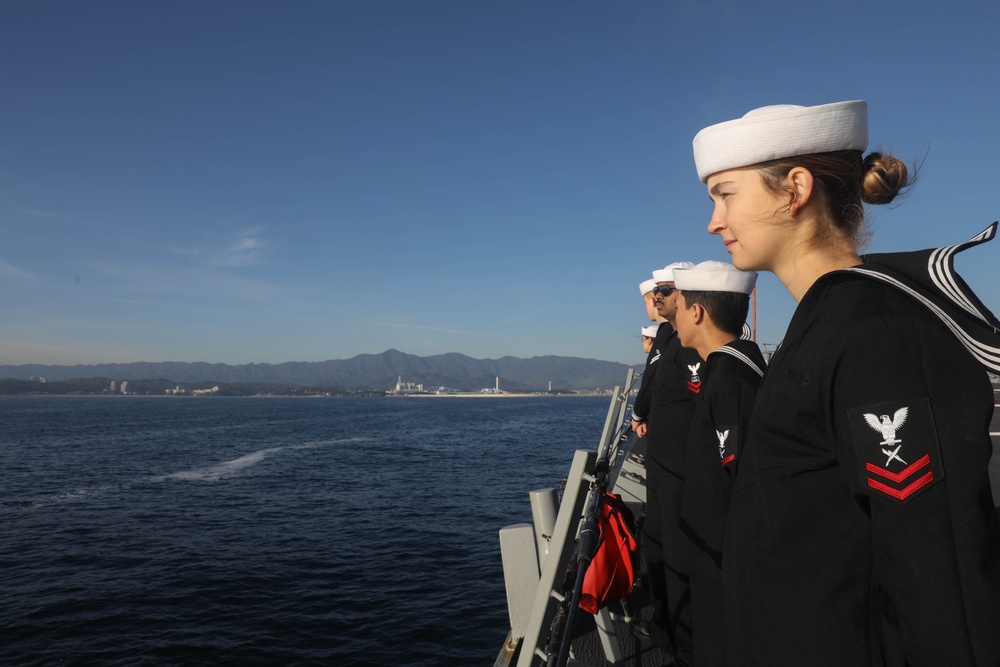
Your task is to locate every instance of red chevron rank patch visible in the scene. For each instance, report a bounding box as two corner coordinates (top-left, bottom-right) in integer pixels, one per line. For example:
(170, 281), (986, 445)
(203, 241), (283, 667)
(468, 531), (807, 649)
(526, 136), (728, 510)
(687, 362), (703, 394)
(715, 424), (737, 467)
(848, 397), (944, 504)
(866, 454), (934, 500)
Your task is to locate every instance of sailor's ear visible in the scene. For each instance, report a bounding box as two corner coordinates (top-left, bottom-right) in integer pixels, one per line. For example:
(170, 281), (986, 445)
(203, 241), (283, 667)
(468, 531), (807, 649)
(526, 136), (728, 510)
(786, 167), (814, 216)
(692, 303), (706, 325)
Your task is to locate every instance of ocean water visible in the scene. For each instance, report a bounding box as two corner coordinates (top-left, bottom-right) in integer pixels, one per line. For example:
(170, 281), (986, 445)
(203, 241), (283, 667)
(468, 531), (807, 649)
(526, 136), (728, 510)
(0, 395), (609, 666)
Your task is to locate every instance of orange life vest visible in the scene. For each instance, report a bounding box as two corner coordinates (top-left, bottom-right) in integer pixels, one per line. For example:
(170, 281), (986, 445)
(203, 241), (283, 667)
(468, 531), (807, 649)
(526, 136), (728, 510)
(579, 493), (637, 614)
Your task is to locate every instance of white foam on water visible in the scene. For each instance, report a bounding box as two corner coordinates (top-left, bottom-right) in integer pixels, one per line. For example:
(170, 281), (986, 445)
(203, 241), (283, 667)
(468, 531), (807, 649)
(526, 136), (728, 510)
(4, 437), (376, 510)
(153, 437), (370, 482)
(155, 447), (283, 482)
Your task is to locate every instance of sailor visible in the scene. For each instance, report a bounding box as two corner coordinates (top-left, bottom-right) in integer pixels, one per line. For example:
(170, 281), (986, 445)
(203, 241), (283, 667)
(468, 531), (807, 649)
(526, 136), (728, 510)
(631, 261), (701, 664)
(672, 260), (764, 667)
(640, 325), (658, 356)
(692, 100), (1000, 665)
(631, 278), (664, 439)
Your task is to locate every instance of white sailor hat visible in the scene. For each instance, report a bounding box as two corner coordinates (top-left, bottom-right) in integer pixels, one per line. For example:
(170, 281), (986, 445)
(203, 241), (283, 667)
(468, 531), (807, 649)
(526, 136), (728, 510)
(673, 260), (757, 294)
(639, 279), (657, 296)
(692, 100), (868, 182)
(641, 325), (659, 338)
(651, 261), (695, 283)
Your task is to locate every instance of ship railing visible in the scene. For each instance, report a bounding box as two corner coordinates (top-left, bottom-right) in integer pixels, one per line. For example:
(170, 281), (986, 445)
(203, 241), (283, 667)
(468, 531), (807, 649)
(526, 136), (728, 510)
(496, 369), (643, 667)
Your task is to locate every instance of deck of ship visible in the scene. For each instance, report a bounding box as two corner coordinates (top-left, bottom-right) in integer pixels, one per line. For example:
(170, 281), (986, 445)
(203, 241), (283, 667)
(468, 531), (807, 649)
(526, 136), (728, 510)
(566, 391), (1000, 667)
(500, 386), (1000, 667)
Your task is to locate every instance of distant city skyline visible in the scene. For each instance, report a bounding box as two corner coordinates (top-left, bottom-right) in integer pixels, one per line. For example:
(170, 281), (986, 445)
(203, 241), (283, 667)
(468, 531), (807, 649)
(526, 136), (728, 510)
(3, 1), (999, 366)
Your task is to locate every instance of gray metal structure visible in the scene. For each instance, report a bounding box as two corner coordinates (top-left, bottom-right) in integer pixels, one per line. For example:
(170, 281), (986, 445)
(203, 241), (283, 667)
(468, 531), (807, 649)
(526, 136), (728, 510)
(496, 369), (666, 667)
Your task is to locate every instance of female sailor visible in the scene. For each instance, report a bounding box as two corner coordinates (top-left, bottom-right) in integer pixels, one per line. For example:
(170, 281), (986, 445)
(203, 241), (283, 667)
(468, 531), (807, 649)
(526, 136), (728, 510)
(691, 100), (1000, 666)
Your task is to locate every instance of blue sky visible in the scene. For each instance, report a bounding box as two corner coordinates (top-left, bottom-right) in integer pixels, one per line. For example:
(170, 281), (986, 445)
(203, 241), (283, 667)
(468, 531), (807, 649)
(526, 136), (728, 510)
(3, 1), (1000, 366)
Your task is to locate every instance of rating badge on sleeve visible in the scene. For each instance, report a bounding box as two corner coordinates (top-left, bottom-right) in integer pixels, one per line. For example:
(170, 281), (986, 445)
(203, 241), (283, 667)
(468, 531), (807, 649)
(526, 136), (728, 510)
(848, 398), (943, 503)
(687, 363), (702, 394)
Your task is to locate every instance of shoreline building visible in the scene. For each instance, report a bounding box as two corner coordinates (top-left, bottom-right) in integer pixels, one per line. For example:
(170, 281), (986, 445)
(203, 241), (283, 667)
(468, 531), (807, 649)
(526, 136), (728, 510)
(389, 377), (426, 395)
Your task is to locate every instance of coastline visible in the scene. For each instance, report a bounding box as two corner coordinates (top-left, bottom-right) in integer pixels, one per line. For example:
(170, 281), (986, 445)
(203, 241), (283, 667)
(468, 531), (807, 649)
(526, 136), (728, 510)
(390, 392), (606, 398)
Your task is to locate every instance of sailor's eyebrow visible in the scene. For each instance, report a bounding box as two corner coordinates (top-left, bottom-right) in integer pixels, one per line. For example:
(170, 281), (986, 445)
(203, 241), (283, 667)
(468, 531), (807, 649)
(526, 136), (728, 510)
(709, 181), (736, 197)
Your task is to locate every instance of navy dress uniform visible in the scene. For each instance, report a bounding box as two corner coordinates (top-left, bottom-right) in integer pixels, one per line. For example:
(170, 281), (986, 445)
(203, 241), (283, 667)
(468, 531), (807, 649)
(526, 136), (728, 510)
(691, 100), (1000, 666)
(632, 279), (662, 432)
(674, 262), (766, 667)
(634, 263), (702, 661)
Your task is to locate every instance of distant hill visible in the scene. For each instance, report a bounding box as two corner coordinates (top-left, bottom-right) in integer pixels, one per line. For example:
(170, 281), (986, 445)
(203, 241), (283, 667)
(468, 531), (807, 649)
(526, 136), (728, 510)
(0, 349), (638, 392)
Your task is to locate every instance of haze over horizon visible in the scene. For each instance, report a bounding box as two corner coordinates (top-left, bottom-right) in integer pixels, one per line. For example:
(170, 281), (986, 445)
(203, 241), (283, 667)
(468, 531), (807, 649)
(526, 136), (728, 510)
(4, 1), (1000, 367)
(0, 347), (633, 369)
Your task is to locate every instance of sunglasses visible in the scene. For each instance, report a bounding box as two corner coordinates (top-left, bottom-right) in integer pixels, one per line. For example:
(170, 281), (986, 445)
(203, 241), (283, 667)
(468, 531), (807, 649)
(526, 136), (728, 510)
(652, 285), (675, 297)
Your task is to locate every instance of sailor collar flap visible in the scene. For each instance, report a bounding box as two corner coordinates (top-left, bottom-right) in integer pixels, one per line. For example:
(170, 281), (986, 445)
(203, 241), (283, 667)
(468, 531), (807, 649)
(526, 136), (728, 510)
(847, 222), (1000, 374)
(714, 344), (766, 378)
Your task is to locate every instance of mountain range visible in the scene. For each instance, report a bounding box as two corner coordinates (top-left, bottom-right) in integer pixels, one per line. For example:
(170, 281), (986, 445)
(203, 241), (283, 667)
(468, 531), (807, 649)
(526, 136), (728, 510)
(0, 349), (638, 392)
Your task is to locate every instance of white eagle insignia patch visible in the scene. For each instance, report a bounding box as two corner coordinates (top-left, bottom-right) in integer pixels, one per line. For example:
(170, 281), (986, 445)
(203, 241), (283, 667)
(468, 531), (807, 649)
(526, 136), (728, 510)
(863, 407), (908, 466)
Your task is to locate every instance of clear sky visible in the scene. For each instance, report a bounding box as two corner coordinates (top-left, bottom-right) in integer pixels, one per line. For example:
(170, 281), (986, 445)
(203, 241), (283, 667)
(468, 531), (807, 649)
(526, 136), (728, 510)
(3, 0), (1000, 366)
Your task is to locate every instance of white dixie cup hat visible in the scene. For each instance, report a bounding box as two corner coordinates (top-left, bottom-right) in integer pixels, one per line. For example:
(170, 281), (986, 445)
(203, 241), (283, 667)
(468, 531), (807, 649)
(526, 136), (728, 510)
(651, 261), (695, 283)
(672, 260), (757, 294)
(692, 100), (868, 183)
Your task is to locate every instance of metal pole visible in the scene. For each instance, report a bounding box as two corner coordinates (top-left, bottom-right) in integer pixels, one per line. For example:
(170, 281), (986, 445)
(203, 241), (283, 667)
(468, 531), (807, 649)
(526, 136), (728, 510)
(555, 457), (610, 667)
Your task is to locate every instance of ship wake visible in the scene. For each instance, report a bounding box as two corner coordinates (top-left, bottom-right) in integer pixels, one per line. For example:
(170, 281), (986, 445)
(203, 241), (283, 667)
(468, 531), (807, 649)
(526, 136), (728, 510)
(153, 437), (370, 482)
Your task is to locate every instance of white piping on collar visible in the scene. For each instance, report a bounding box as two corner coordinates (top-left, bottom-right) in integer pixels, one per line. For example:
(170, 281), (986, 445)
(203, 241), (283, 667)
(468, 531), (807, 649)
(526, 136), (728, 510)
(845, 267), (1000, 373)
(927, 225), (995, 322)
(715, 345), (765, 377)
